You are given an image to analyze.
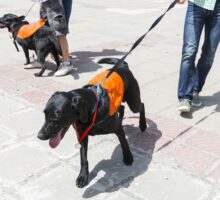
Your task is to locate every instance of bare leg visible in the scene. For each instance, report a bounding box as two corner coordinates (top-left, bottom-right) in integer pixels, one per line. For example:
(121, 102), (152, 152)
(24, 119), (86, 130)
(58, 35), (70, 62)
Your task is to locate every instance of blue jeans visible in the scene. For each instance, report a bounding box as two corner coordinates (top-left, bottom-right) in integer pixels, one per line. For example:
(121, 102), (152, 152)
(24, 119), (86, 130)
(62, 0), (72, 25)
(178, 1), (220, 100)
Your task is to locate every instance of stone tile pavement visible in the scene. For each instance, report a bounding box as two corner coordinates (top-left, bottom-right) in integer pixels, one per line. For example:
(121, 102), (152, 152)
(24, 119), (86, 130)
(1, 0), (220, 199)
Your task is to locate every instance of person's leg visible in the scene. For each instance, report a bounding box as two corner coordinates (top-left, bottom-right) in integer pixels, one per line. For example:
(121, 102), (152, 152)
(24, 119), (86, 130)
(194, 1), (220, 93)
(45, 0), (73, 76)
(58, 35), (70, 61)
(62, 0), (72, 25)
(178, 2), (205, 102)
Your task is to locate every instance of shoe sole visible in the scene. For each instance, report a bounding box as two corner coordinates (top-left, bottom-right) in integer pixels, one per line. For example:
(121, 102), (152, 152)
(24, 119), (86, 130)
(191, 102), (202, 107)
(24, 64), (42, 69)
(54, 70), (73, 77)
(177, 106), (191, 113)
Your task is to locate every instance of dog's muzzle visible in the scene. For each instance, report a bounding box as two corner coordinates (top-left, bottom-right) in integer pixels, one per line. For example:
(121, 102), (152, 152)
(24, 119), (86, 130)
(0, 23), (5, 28)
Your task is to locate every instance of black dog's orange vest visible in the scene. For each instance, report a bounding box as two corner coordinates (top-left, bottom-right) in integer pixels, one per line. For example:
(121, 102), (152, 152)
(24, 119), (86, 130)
(88, 70), (124, 116)
(17, 19), (45, 39)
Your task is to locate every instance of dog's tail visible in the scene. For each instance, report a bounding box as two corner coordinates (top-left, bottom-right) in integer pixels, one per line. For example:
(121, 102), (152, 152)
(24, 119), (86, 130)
(98, 58), (128, 68)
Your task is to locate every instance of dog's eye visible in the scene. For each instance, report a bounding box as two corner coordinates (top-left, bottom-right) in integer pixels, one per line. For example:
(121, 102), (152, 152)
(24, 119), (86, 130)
(49, 113), (58, 121)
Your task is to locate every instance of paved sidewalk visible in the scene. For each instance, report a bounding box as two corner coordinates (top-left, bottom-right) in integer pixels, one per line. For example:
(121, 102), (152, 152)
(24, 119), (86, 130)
(1, 0), (220, 200)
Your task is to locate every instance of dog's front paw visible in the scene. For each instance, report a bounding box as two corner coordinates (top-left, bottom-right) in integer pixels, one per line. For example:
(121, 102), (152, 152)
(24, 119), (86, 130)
(139, 120), (147, 132)
(123, 152), (133, 166)
(34, 72), (42, 77)
(76, 172), (89, 188)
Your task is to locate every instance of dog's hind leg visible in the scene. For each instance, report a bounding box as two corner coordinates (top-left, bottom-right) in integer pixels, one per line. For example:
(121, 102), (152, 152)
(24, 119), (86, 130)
(127, 97), (147, 132)
(139, 103), (147, 131)
(115, 125), (133, 165)
(125, 77), (147, 132)
(35, 64), (46, 77)
(51, 49), (60, 71)
(34, 50), (46, 77)
(118, 105), (125, 119)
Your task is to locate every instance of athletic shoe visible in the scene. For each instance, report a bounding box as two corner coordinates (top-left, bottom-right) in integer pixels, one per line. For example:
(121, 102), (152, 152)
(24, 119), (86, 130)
(192, 92), (202, 107)
(54, 61), (73, 77)
(178, 99), (191, 113)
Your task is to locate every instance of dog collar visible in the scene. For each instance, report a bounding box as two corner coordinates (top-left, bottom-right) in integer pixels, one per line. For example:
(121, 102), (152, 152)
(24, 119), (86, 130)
(72, 91), (98, 144)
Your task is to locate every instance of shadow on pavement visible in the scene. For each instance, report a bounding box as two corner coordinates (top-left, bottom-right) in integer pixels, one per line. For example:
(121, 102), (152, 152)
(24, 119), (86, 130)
(45, 48), (125, 77)
(180, 91), (220, 119)
(68, 49), (126, 79)
(83, 117), (162, 198)
(202, 91), (220, 112)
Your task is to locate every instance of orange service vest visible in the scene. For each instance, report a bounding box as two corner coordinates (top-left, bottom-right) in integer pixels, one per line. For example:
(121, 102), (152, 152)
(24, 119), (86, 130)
(88, 70), (124, 116)
(17, 19), (45, 39)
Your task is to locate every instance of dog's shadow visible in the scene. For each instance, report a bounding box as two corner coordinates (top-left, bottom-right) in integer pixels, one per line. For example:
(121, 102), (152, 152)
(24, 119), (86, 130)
(83, 117), (162, 198)
(45, 49), (125, 77)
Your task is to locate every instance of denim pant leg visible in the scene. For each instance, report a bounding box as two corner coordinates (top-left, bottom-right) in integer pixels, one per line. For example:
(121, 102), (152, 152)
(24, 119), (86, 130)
(62, 0), (72, 25)
(194, 1), (220, 92)
(178, 2), (205, 100)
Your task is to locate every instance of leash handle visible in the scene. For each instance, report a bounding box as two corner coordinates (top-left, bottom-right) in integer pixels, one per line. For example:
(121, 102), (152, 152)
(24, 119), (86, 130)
(106, 0), (178, 78)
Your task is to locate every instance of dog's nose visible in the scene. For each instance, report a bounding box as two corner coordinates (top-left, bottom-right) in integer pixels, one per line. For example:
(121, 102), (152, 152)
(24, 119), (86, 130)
(37, 132), (46, 140)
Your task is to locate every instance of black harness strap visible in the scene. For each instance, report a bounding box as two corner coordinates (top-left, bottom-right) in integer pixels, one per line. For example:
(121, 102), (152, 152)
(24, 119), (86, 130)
(106, 0), (178, 78)
(13, 40), (19, 52)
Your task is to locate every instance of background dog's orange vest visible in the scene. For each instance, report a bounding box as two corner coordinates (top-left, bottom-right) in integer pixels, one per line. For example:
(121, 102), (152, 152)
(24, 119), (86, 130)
(17, 19), (45, 39)
(89, 71), (124, 116)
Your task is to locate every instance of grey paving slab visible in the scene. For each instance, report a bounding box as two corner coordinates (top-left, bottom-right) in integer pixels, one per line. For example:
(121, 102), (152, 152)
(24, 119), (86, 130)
(2, 108), (44, 136)
(140, 88), (176, 114)
(18, 164), (109, 200)
(0, 125), (16, 146)
(106, 190), (141, 200)
(0, 144), (57, 183)
(2, 194), (17, 200)
(0, 92), (27, 119)
(124, 163), (209, 200)
(142, 73), (179, 96)
(70, 140), (152, 196)
(0, 0), (220, 199)
(214, 192), (220, 200)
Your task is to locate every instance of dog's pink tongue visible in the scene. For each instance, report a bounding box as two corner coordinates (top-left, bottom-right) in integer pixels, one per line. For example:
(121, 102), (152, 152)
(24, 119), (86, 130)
(49, 132), (62, 148)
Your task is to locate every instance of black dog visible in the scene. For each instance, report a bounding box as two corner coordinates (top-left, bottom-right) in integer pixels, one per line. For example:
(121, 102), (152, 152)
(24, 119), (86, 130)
(38, 58), (147, 188)
(0, 14), (60, 77)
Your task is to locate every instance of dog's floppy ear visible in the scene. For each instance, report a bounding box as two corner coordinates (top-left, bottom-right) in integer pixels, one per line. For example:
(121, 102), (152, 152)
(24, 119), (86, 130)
(15, 15), (25, 22)
(71, 96), (89, 123)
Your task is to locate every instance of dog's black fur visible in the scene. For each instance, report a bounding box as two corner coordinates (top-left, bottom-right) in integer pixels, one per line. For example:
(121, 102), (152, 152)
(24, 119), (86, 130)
(0, 14), (60, 77)
(38, 58), (147, 188)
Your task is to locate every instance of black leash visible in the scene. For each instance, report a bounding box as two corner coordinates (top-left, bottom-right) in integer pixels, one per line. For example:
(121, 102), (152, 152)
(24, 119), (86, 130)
(25, 1), (38, 18)
(11, 0), (37, 52)
(106, 0), (178, 78)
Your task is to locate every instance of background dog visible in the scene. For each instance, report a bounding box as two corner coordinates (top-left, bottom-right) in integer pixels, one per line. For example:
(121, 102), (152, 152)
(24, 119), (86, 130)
(0, 13), (61, 76)
(38, 58), (147, 188)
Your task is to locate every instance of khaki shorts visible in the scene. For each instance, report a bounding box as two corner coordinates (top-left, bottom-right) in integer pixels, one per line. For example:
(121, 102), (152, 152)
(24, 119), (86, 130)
(40, 0), (69, 36)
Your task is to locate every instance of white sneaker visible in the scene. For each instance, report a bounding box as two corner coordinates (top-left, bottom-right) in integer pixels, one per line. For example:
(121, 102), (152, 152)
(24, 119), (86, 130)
(177, 99), (191, 113)
(54, 62), (74, 77)
(24, 59), (42, 69)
